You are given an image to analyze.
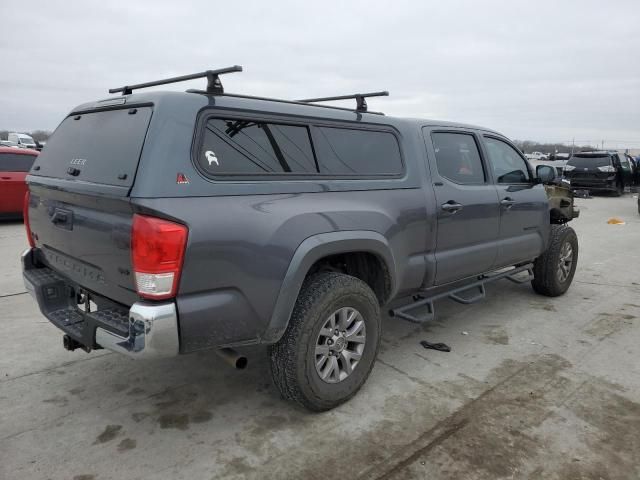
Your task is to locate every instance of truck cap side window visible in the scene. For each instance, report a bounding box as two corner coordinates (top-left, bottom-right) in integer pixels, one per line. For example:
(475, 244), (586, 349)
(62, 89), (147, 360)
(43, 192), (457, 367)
(431, 132), (485, 184)
(314, 127), (403, 175)
(197, 118), (404, 178)
(483, 136), (531, 184)
(199, 118), (317, 175)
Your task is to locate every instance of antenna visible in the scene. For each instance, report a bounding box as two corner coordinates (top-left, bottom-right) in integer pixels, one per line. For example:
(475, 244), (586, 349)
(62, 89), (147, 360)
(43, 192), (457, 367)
(108, 65), (243, 96)
(297, 91), (389, 112)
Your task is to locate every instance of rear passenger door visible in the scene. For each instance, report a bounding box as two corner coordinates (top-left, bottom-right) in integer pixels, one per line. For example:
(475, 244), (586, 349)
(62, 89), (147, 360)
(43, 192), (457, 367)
(481, 136), (549, 268)
(423, 129), (500, 285)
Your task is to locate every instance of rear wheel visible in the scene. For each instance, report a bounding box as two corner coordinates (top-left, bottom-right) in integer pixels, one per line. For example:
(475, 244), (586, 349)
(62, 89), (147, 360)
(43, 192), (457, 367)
(531, 224), (578, 297)
(269, 272), (380, 411)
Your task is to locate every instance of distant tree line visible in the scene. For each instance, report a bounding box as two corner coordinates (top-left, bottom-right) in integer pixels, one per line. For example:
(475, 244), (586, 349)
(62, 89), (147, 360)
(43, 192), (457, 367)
(512, 140), (595, 155)
(0, 130), (52, 142)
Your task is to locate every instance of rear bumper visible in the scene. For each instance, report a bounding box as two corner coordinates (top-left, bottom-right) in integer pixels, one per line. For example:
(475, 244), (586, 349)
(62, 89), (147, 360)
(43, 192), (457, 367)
(567, 177), (616, 191)
(94, 303), (179, 358)
(22, 248), (179, 358)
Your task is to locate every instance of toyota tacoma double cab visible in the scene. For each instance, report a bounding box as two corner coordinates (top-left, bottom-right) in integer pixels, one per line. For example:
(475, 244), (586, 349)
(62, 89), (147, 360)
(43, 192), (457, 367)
(22, 67), (579, 411)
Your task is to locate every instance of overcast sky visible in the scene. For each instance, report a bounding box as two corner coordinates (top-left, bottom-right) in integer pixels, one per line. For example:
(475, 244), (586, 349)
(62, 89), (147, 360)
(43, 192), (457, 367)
(1, 0), (639, 147)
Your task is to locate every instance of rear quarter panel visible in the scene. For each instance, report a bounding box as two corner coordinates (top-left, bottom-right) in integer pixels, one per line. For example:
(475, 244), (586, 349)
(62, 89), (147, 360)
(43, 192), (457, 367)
(136, 185), (431, 351)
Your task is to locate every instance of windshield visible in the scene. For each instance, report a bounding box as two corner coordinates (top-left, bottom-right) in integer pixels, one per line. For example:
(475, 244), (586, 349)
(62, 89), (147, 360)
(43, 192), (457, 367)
(567, 155), (611, 169)
(18, 136), (35, 144)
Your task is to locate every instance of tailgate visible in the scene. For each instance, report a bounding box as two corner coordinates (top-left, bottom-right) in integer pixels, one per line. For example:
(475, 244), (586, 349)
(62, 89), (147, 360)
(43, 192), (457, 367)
(25, 106), (153, 306)
(28, 185), (138, 306)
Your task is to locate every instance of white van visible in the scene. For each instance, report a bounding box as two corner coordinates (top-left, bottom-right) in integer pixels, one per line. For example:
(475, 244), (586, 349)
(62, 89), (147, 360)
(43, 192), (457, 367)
(8, 133), (37, 149)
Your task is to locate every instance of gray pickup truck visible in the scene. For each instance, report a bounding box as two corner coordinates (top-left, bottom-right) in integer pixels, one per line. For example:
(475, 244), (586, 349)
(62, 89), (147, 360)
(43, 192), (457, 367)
(22, 67), (579, 411)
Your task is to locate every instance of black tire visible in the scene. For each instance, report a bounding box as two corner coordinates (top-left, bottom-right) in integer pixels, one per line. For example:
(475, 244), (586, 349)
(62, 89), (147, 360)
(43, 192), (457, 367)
(269, 272), (381, 411)
(531, 224), (578, 297)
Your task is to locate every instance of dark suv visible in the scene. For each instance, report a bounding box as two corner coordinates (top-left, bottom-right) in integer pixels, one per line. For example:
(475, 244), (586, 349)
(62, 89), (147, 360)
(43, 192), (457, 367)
(22, 67), (579, 411)
(564, 151), (633, 195)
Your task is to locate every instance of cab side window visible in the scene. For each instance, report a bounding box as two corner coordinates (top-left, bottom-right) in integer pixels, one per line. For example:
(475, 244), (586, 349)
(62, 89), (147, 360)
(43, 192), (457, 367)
(484, 137), (531, 184)
(431, 132), (485, 184)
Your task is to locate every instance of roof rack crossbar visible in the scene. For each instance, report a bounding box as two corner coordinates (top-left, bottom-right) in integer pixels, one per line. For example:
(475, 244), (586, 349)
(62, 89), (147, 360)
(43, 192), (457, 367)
(297, 91), (389, 112)
(108, 65), (243, 96)
(221, 93), (386, 115)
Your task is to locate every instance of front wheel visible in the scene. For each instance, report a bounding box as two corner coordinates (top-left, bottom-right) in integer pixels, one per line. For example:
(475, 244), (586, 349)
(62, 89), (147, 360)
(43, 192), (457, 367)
(269, 272), (381, 411)
(531, 224), (578, 297)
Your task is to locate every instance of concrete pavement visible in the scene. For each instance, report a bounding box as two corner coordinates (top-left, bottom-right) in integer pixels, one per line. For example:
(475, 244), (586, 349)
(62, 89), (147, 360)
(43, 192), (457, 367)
(1, 194), (639, 480)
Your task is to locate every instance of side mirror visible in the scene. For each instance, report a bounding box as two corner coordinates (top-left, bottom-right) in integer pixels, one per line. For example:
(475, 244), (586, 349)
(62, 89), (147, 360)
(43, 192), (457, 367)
(536, 165), (556, 184)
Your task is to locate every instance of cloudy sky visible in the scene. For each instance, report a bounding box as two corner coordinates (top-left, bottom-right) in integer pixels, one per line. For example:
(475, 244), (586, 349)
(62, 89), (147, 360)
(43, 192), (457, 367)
(1, 0), (639, 148)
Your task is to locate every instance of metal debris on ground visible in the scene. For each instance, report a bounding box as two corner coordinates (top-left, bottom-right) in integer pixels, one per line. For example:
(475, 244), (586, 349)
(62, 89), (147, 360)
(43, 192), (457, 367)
(420, 340), (451, 352)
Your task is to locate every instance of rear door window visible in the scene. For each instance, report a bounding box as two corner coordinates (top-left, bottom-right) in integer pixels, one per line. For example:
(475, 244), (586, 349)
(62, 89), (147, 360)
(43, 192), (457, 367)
(313, 127), (403, 175)
(618, 154), (631, 171)
(483, 137), (531, 183)
(431, 132), (485, 184)
(30, 107), (153, 187)
(197, 118), (317, 175)
(0, 153), (37, 172)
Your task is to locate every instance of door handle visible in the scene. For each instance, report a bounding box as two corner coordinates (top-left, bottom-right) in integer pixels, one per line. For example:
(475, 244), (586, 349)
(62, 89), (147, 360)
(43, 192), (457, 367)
(51, 211), (68, 224)
(500, 197), (516, 208)
(1, 176), (11, 180)
(441, 201), (463, 213)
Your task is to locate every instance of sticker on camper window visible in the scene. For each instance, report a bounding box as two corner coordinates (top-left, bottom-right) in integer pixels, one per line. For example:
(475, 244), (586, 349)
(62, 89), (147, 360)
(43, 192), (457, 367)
(205, 150), (219, 166)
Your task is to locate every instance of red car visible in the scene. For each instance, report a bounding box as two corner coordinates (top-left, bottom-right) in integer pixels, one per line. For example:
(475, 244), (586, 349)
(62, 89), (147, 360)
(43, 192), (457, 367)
(0, 147), (38, 218)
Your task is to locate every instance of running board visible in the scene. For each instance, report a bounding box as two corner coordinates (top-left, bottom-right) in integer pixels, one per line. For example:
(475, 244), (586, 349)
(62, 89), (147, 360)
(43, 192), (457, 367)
(389, 264), (534, 324)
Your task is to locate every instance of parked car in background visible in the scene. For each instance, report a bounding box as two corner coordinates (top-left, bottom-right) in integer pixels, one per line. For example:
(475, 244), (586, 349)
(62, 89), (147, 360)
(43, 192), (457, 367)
(548, 153), (570, 161)
(525, 151), (549, 161)
(0, 140), (19, 148)
(8, 132), (37, 149)
(529, 158), (568, 177)
(564, 151), (633, 195)
(0, 147), (38, 218)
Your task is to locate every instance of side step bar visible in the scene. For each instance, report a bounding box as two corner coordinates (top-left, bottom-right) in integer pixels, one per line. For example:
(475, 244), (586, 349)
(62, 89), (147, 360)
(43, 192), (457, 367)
(389, 264), (534, 324)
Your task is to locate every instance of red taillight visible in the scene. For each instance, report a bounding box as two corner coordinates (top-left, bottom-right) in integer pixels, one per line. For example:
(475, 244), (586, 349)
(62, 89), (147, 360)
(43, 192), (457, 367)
(131, 214), (188, 300)
(24, 191), (35, 248)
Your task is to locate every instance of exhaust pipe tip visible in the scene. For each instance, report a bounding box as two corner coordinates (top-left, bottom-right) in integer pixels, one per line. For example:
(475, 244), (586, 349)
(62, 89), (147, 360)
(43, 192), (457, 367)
(235, 356), (248, 370)
(216, 347), (248, 370)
